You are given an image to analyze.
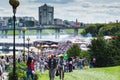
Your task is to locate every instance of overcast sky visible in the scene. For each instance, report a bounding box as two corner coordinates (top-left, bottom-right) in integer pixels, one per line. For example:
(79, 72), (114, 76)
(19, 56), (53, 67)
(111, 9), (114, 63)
(0, 0), (120, 23)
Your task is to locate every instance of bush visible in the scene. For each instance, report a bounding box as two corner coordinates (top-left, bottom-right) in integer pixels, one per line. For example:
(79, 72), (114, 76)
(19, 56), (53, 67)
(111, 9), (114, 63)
(8, 62), (26, 80)
(66, 44), (81, 57)
(89, 34), (120, 67)
(8, 61), (39, 80)
(80, 51), (90, 60)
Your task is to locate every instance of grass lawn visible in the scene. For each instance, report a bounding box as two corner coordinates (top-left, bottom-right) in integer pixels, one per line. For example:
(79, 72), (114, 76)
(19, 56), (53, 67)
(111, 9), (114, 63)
(37, 66), (120, 80)
(1, 29), (84, 35)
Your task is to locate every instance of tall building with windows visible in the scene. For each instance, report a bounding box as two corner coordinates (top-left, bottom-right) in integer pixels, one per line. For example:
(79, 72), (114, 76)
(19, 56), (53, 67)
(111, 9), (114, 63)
(38, 4), (54, 25)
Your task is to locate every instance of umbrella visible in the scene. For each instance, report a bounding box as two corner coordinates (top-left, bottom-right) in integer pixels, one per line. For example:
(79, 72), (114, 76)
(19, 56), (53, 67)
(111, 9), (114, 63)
(58, 54), (68, 59)
(63, 54), (68, 59)
(51, 44), (58, 47)
(42, 44), (49, 48)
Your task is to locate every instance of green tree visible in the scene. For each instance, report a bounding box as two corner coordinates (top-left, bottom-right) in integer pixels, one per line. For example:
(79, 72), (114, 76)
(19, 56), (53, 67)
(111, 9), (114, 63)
(8, 18), (13, 27)
(89, 36), (109, 67)
(99, 22), (120, 36)
(80, 51), (90, 60)
(66, 44), (81, 57)
(83, 24), (104, 37)
(89, 34), (120, 67)
(25, 21), (35, 27)
(110, 32), (120, 65)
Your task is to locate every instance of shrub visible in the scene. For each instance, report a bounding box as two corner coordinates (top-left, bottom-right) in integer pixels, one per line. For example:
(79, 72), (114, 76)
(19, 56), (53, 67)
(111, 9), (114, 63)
(8, 61), (39, 80)
(66, 44), (81, 57)
(8, 62), (26, 80)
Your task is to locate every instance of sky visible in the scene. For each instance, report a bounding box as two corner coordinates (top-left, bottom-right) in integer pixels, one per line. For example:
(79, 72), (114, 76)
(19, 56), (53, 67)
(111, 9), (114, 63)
(0, 0), (120, 23)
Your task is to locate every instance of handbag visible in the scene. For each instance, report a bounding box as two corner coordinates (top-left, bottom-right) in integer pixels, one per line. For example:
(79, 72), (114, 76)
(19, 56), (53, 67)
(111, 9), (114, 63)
(56, 70), (59, 76)
(32, 70), (35, 74)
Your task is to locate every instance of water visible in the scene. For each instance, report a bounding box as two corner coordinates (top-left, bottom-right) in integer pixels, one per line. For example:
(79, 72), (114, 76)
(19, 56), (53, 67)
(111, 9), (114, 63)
(0, 32), (86, 43)
(0, 33), (91, 54)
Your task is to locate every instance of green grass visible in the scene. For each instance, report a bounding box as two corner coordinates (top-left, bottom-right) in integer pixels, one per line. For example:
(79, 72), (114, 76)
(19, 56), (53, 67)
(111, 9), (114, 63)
(36, 66), (120, 80)
(0, 29), (84, 35)
(78, 29), (84, 33)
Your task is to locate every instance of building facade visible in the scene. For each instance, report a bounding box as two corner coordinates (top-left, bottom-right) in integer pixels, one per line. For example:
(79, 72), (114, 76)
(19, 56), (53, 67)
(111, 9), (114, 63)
(38, 4), (54, 25)
(0, 17), (8, 27)
(54, 18), (63, 25)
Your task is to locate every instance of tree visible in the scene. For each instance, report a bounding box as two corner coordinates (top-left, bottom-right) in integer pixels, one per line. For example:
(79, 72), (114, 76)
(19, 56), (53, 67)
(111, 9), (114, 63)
(25, 21), (35, 27)
(110, 32), (120, 65)
(8, 18), (13, 27)
(80, 51), (90, 60)
(99, 23), (120, 36)
(88, 36), (109, 67)
(89, 34), (120, 67)
(66, 44), (81, 57)
(83, 24), (104, 37)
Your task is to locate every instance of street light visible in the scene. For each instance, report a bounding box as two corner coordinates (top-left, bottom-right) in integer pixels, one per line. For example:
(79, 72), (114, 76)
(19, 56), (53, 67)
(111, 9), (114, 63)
(27, 37), (30, 57)
(9, 0), (19, 80)
(22, 27), (26, 61)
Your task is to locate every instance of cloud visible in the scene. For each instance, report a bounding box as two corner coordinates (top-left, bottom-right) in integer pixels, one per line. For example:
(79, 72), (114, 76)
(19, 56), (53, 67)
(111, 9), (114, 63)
(53, 0), (120, 23)
(0, 8), (5, 11)
(28, 0), (74, 4)
(101, 3), (120, 9)
(83, 0), (120, 3)
(1, 0), (120, 23)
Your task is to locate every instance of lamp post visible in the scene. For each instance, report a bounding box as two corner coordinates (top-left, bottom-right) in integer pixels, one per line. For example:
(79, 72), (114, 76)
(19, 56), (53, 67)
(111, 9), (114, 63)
(22, 27), (26, 61)
(9, 0), (19, 80)
(27, 37), (30, 57)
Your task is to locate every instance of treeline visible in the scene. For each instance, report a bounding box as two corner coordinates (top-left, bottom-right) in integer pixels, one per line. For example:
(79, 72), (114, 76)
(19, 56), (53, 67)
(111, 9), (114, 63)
(82, 22), (120, 37)
(89, 33), (120, 67)
(66, 33), (120, 67)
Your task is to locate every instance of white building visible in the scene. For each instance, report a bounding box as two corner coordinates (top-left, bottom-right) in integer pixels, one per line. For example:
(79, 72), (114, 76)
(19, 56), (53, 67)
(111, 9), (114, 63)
(0, 19), (7, 27)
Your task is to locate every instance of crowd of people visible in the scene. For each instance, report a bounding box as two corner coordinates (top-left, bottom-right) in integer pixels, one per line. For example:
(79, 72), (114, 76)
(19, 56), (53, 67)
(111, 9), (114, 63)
(0, 41), (96, 80)
(24, 54), (96, 80)
(0, 56), (13, 80)
(0, 53), (96, 80)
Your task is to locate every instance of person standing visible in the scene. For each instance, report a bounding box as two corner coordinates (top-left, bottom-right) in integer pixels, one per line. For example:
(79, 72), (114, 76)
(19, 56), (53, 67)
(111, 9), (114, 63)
(5, 57), (10, 71)
(58, 56), (65, 80)
(40, 58), (45, 74)
(48, 55), (57, 80)
(25, 57), (35, 80)
(1, 56), (5, 72)
(0, 64), (3, 80)
(90, 57), (96, 68)
(68, 57), (73, 72)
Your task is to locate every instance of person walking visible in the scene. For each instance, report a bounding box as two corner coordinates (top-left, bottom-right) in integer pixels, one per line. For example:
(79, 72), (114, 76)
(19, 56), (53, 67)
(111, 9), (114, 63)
(58, 56), (65, 80)
(48, 55), (57, 80)
(40, 58), (45, 74)
(68, 57), (73, 72)
(25, 57), (35, 80)
(0, 64), (3, 80)
(5, 57), (10, 71)
(1, 56), (5, 72)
